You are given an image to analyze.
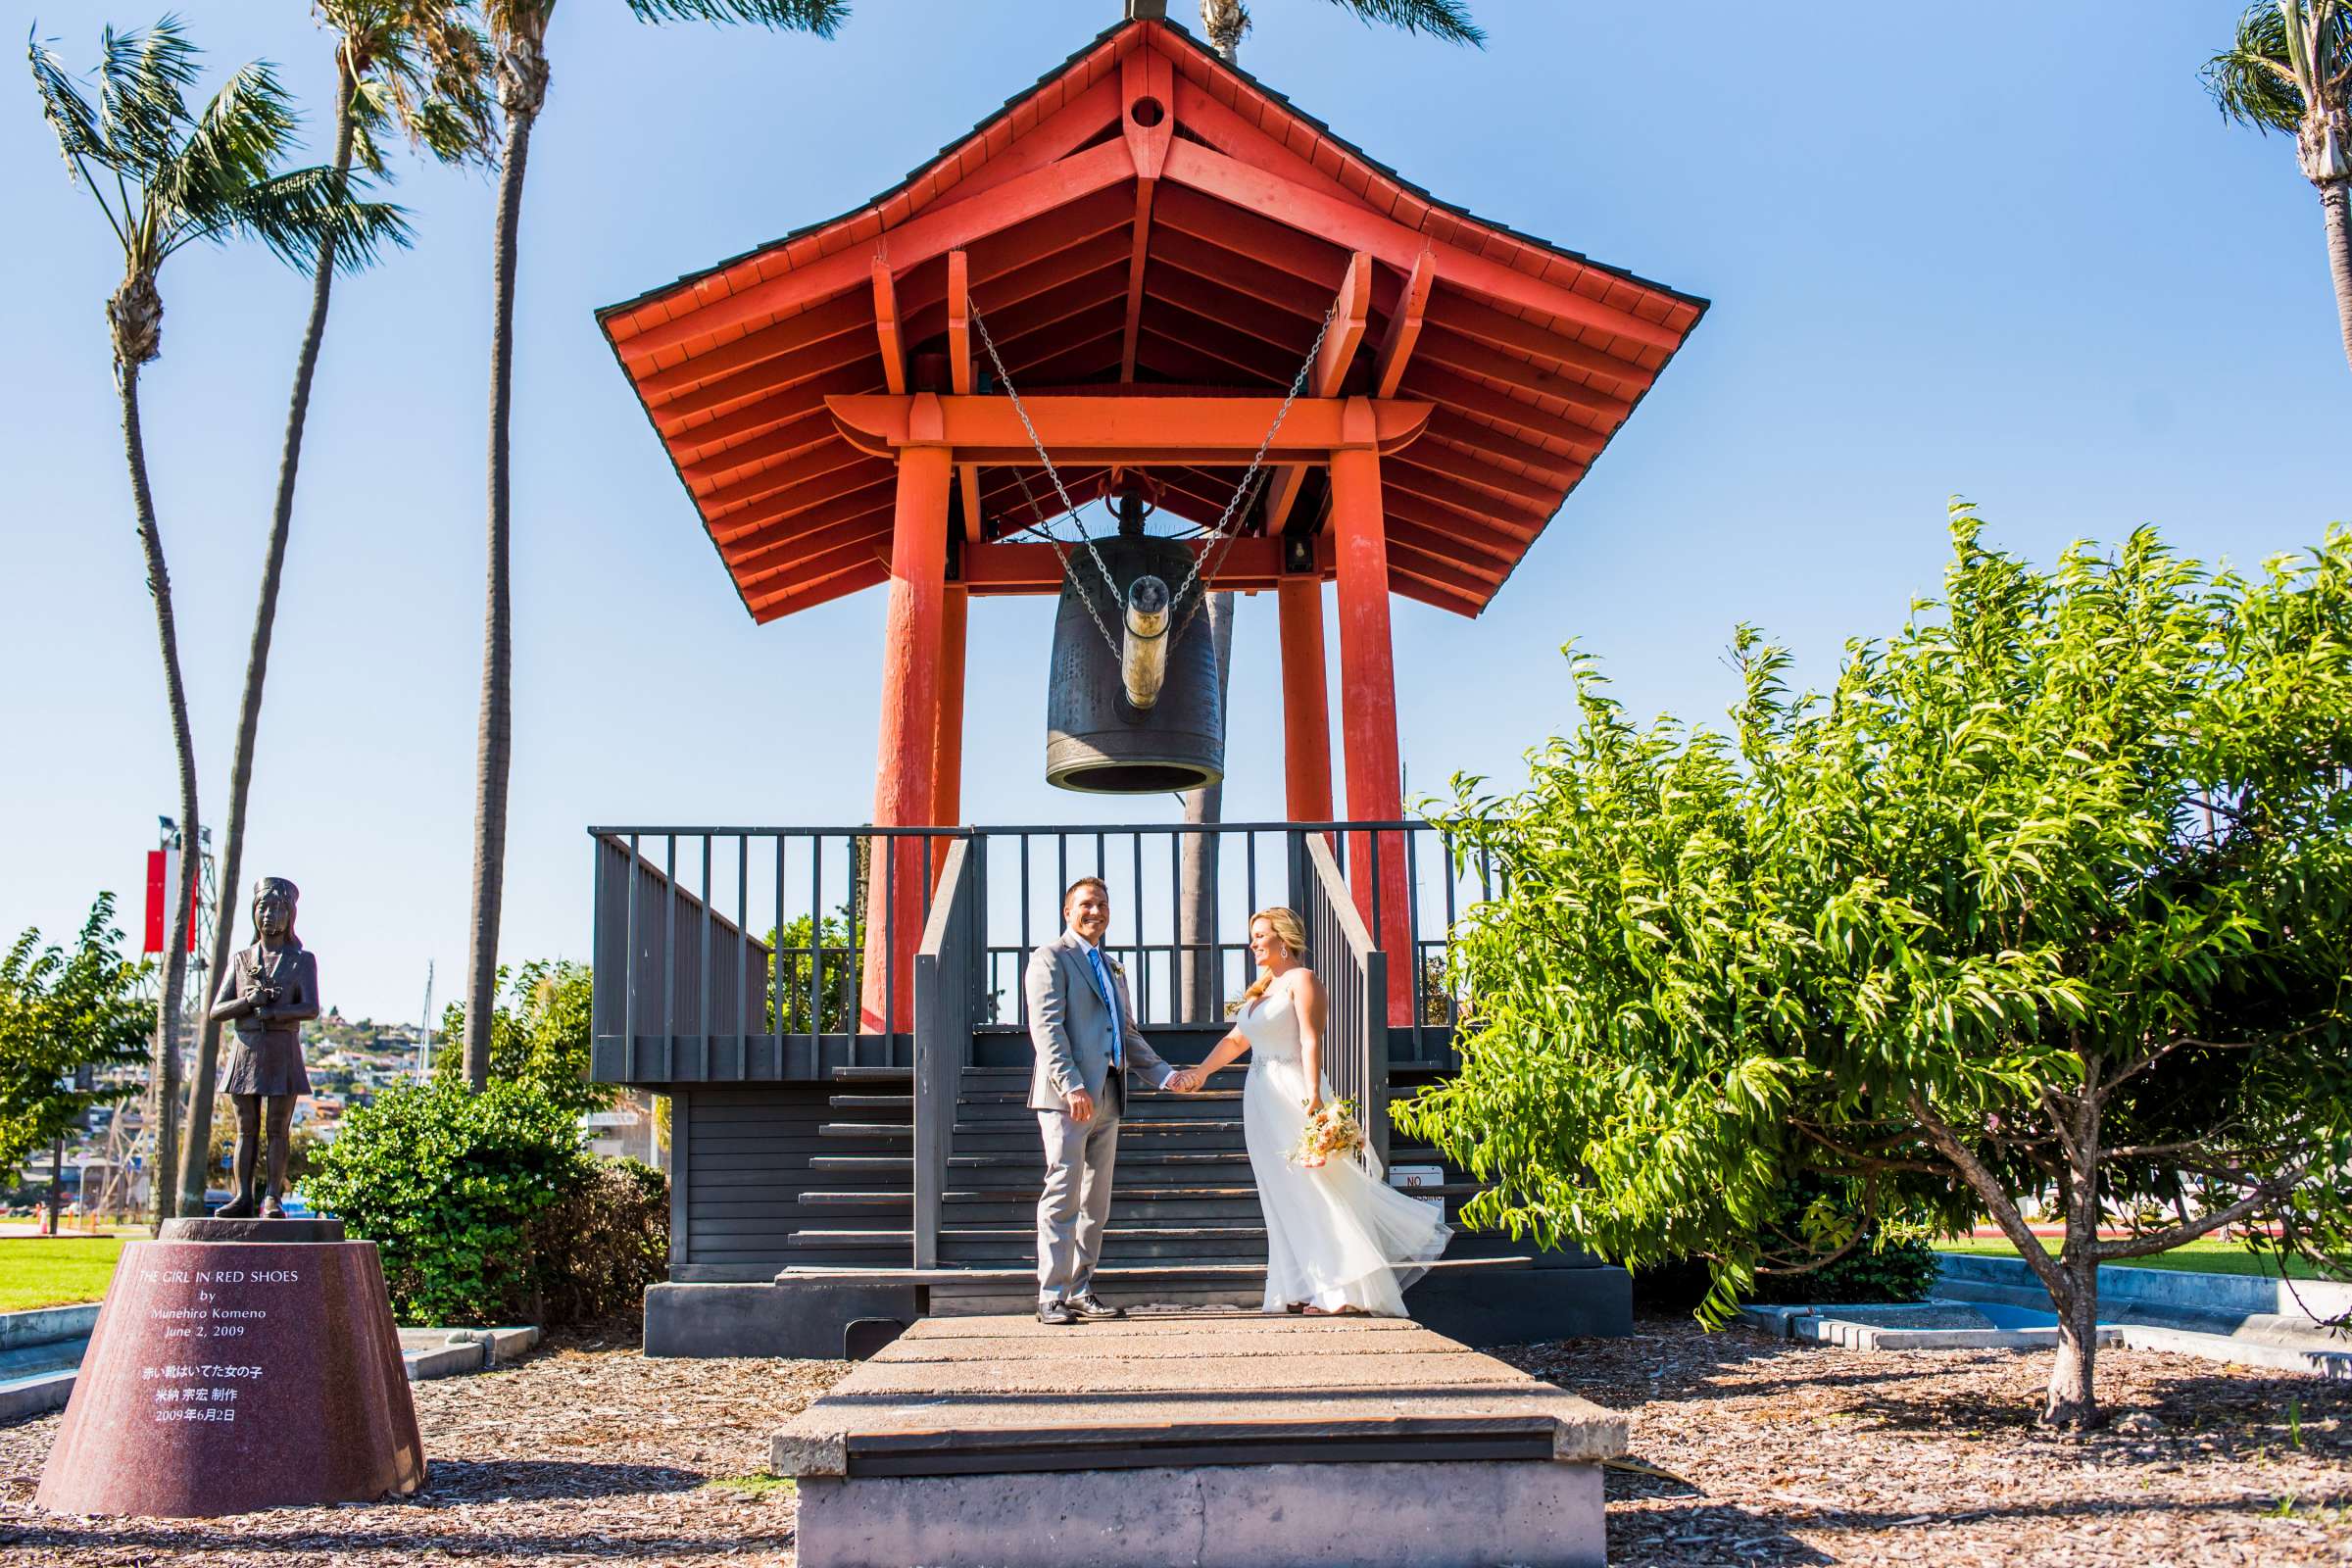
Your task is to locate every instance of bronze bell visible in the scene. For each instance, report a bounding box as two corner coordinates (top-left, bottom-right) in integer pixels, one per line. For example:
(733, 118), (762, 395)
(1045, 496), (1225, 794)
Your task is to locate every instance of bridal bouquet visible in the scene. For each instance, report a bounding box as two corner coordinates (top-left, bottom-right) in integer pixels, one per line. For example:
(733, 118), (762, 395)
(1290, 1099), (1366, 1168)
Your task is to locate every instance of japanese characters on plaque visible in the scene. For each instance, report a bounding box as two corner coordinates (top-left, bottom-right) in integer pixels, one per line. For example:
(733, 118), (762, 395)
(136, 1262), (301, 1425)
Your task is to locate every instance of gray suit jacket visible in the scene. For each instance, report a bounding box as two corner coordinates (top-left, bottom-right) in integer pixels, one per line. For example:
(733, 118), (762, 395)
(1025, 930), (1175, 1114)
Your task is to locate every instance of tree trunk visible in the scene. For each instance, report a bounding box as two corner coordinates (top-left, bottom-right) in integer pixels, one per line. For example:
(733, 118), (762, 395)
(2321, 178), (2352, 376)
(464, 98), (538, 1092)
(2044, 1251), (2103, 1427)
(1201, 0), (1248, 62)
(1178, 591), (1238, 1021)
(121, 357), (196, 1227)
(178, 71), (359, 1211)
(2043, 1087), (2107, 1427)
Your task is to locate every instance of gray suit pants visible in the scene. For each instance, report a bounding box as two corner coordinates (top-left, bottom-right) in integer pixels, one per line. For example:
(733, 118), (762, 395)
(1037, 1105), (1121, 1304)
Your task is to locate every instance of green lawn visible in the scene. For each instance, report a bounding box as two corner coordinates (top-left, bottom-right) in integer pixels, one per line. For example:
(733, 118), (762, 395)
(0, 1237), (125, 1311)
(1938, 1236), (2338, 1281)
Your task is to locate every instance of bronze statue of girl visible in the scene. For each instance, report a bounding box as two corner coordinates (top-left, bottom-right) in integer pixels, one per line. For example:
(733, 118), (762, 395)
(207, 877), (321, 1218)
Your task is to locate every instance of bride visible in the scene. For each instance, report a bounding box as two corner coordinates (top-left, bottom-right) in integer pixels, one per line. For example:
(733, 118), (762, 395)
(1176, 906), (1450, 1315)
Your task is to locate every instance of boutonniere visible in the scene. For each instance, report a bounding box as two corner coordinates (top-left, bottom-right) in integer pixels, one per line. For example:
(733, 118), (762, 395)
(1107, 956), (1126, 977)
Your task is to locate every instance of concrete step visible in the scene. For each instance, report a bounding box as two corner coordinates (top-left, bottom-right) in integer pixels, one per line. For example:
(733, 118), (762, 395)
(774, 1254), (1531, 1290)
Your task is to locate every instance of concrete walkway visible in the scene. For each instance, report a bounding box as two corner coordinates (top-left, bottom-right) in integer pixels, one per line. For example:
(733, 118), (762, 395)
(774, 1311), (1625, 1568)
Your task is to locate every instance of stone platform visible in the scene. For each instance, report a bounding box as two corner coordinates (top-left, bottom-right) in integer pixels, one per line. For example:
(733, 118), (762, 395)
(772, 1311), (1624, 1568)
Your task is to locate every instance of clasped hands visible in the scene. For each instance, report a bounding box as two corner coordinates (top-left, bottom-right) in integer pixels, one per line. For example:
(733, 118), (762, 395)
(1164, 1066), (1210, 1094)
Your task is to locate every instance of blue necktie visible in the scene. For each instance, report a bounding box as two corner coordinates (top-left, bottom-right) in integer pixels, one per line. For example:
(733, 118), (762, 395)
(1087, 946), (1124, 1071)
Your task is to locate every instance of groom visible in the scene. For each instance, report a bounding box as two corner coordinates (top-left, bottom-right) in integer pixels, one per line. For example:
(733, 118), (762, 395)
(1026, 876), (1196, 1325)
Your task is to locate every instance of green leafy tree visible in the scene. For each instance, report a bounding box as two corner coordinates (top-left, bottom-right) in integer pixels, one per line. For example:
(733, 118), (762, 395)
(2205, 1), (2352, 372)
(177, 3), (495, 1212)
(0, 897), (154, 1177)
(461, 0), (854, 1092)
(28, 17), (408, 1220)
(1401, 508), (2352, 1427)
(440, 959), (610, 1118)
(766, 906), (862, 1033)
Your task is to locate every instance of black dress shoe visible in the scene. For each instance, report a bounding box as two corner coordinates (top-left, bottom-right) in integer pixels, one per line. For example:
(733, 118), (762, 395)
(1066, 1294), (1126, 1321)
(1038, 1299), (1076, 1326)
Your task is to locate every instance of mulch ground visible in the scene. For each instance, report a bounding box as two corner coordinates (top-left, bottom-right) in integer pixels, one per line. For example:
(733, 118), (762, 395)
(1503, 1317), (2352, 1568)
(2, 1315), (2347, 1565)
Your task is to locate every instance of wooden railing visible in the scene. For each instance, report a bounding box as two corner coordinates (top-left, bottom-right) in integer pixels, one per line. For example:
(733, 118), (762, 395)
(589, 820), (1494, 1085)
(911, 840), (977, 1269)
(589, 833), (774, 1082)
(1297, 834), (1389, 1165)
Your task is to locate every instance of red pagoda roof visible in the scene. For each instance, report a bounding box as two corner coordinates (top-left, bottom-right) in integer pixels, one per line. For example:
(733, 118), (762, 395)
(598, 17), (1706, 622)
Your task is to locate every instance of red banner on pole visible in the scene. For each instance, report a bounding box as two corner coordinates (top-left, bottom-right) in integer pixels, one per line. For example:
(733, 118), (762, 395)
(141, 849), (200, 956)
(142, 851), (166, 956)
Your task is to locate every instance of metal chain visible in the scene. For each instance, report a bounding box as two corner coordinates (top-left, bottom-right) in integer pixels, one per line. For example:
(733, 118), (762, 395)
(1167, 303), (1335, 643)
(969, 302), (1126, 655)
(967, 294), (1337, 653)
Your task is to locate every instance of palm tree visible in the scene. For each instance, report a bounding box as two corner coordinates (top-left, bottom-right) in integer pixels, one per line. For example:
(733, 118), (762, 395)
(2206, 0), (2352, 373)
(1177, 0), (1485, 1021)
(462, 0), (851, 1091)
(29, 17), (409, 1223)
(174, 4), (496, 1215)
(1198, 0), (1485, 62)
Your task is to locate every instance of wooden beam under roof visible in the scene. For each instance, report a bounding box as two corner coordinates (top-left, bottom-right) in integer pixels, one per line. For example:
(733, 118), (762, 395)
(668, 365), (888, 465)
(709, 462), (895, 545)
(1372, 252), (1435, 398)
(825, 392), (1430, 466)
(871, 258), (907, 396)
(1260, 251), (1372, 538)
(747, 557), (890, 621)
(1413, 324), (1633, 427)
(701, 437), (873, 519)
(946, 250), (984, 543)
(636, 289), (872, 407)
(1117, 46), (1173, 383)
(1401, 365), (1610, 460)
(1159, 139), (1685, 355)
(616, 136), (1138, 367)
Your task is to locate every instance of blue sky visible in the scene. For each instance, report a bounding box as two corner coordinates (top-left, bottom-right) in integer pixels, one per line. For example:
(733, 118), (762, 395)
(2, 1), (2346, 1022)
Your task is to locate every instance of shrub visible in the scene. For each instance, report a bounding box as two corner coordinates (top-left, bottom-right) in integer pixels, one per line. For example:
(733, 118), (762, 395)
(302, 1077), (590, 1326)
(1754, 1235), (1943, 1306)
(527, 1156), (668, 1326)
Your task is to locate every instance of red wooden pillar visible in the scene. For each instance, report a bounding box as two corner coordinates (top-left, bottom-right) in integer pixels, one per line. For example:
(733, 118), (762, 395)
(930, 580), (969, 885)
(860, 402), (952, 1032)
(1327, 399), (1414, 1025)
(1276, 573), (1333, 824)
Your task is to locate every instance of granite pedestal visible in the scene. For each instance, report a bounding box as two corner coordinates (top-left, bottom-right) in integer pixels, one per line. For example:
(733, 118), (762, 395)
(35, 1218), (424, 1517)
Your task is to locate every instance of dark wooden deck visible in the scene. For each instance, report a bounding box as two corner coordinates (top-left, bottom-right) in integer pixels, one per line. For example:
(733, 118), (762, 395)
(771, 1311), (1625, 1479)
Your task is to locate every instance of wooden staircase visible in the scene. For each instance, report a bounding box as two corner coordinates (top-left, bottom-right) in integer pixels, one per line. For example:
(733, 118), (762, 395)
(775, 1063), (1526, 1298)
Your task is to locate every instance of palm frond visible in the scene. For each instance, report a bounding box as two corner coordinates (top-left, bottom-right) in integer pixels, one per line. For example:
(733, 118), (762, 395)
(327, 4), (499, 173)
(624, 0), (853, 39)
(1323, 0), (1484, 47)
(2204, 0), (2352, 132)
(153, 58), (302, 243)
(25, 30), (109, 173)
(96, 16), (200, 170)
(194, 162), (414, 274)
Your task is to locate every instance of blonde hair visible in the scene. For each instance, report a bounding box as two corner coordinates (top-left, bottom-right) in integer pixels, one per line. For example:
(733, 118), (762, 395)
(1241, 906), (1308, 1004)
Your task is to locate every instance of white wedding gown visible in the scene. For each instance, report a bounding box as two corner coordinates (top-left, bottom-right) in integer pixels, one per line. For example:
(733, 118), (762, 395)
(1238, 978), (1451, 1314)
